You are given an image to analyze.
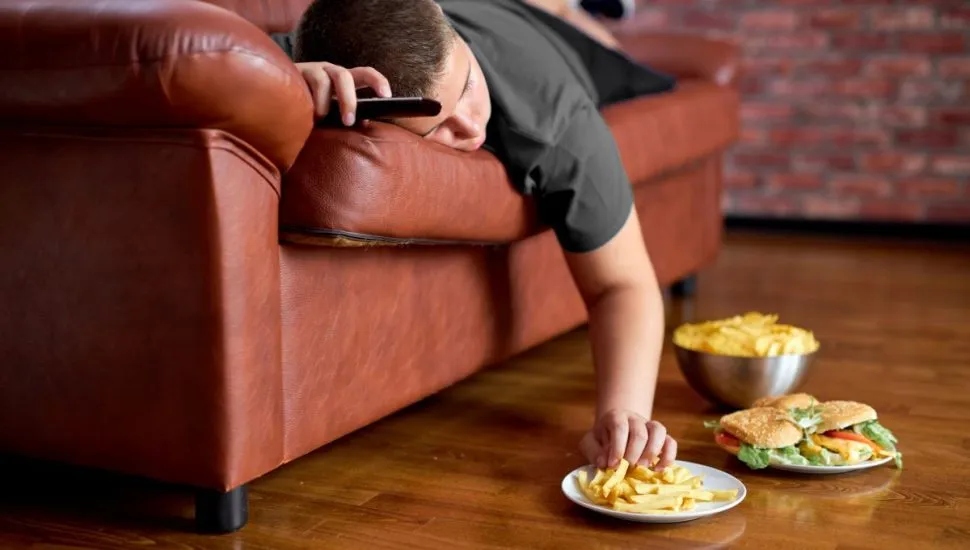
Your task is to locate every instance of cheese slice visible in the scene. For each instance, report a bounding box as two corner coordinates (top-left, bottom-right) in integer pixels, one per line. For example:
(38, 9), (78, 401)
(812, 435), (873, 464)
(799, 438), (824, 458)
(799, 438), (841, 466)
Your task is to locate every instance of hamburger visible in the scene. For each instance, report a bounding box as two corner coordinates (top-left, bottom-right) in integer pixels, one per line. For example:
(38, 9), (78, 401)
(802, 401), (902, 468)
(705, 400), (903, 469)
(705, 407), (812, 469)
(751, 393), (818, 410)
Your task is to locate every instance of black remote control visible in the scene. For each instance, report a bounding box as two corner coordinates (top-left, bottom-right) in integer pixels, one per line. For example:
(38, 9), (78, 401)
(318, 96), (441, 126)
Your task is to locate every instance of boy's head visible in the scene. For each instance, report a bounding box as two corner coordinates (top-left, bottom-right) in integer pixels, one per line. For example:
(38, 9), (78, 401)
(296, 0), (491, 151)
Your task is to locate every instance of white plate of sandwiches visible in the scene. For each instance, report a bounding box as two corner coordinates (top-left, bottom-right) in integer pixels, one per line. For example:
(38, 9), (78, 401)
(704, 393), (903, 475)
(562, 459), (746, 523)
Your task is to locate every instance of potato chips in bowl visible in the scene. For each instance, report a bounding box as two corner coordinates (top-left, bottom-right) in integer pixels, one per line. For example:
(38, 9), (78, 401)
(673, 313), (820, 408)
(673, 312), (820, 358)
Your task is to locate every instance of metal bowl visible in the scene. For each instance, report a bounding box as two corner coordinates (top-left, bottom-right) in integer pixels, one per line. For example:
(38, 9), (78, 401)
(674, 345), (817, 409)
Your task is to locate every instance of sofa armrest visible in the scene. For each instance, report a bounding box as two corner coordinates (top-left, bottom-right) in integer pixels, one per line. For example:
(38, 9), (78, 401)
(613, 31), (741, 88)
(0, 0), (313, 170)
(0, 127), (286, 491)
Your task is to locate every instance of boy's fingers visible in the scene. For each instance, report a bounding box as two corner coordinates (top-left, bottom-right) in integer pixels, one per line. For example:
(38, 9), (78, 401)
(606, 415), (629, 468)
(655, 436), (678, 471)
(322, 64), (358, 126)
(349, 67), (392, 98)
(579, 431), (603, 468)
(643, 421), (667, 464)
(588, 433), (609, 469)
(302, 68), (333, 118)
(624, 417), (648, 465)
(593, 417), (610, 444)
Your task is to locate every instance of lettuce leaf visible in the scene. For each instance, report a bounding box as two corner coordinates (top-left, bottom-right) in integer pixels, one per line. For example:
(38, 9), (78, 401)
(738, 443), (771, 469)
(855, 420), (903, 469)
(789, 404), (823, 434)
(738, 443), (811, 468)
(855, 420), (898, 451)
(703, 420), (720, 430)
(805, 447), (840, 466)
(772, 445), (811, 466)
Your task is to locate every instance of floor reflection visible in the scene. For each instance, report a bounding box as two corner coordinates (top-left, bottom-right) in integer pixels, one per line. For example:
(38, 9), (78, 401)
(742, 470), (900, 527)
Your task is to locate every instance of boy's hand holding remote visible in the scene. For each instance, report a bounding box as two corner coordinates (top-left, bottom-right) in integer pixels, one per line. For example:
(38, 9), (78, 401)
(295, 61), (392, 126)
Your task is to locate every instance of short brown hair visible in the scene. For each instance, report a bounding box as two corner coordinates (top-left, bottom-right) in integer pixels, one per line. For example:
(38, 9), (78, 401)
(295, 0), (453, 98)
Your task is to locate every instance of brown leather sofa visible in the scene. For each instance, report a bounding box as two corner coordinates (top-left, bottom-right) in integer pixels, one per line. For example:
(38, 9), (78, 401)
(0, 0), (739, 533)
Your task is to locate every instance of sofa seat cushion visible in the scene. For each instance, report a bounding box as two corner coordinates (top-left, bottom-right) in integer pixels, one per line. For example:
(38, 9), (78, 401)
(279, 79), (738, 246)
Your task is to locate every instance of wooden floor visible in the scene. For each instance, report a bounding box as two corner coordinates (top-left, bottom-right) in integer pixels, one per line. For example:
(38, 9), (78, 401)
(2, 230), (970, 549)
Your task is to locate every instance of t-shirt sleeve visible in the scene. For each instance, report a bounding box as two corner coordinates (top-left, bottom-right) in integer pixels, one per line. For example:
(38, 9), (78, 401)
(528, 100), (634, 254)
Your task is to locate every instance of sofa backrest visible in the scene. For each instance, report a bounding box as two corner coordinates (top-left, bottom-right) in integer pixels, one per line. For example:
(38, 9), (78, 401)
(200, 0), (311, 33)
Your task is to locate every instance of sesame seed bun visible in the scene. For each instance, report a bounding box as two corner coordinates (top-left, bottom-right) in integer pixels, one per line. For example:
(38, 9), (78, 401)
(817, 401), (877, 433)
(751, 393), (818, 410)
(719, 407), (803, 449)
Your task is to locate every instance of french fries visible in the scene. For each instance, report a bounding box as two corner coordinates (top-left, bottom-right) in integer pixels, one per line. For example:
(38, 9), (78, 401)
(576, 459), (739, 514)
(673, 312), (820, 357)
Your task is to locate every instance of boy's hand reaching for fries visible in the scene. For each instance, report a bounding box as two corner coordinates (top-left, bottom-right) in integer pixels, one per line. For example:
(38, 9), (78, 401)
(580, 409), (678, 470)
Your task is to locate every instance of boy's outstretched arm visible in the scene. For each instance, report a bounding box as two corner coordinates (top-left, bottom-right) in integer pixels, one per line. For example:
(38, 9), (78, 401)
(564, 206), (677, 470)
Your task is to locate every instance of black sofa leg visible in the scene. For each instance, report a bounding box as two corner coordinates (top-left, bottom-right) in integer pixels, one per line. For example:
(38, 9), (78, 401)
(195, 485), (248, 533)
(670, 275), (698, 298)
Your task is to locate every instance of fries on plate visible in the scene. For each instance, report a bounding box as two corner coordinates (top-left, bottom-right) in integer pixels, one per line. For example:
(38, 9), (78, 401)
(576, 459), (739, 514)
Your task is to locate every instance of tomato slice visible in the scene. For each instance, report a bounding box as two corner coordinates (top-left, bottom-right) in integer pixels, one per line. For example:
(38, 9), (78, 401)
(826, 430), (882, 452)
(715, 431), (741, 450)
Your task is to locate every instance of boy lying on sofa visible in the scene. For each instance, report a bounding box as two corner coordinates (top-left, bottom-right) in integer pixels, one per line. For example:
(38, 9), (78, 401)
(273, 0), (679, 472)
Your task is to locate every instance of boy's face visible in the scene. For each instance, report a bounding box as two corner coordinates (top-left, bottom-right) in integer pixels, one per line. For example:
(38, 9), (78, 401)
(393, 36), (492, 152)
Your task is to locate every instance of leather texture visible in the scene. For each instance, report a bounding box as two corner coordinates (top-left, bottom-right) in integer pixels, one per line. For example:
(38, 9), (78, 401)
(0, 0), (314, 170)
(279, 158), (723, 461)
(612, 31), (741, 88)
(0, 0), (737, 493)
(280, 80), (738, 245)
(281, 125), (537, 245)
(201, 0), (312, 33)
(0, 128), (285, 491)
(604, 81), (739, 196)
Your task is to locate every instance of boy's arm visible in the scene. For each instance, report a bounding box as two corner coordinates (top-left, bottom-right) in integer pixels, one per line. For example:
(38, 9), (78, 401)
(566, 208), (677, 470)
(525, 97), (675, 469)
(564, 207), (663, 420)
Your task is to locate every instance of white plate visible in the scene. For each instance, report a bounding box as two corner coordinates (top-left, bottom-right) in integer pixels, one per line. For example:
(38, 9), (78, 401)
(561, 460), (746, 524)
(766, 455), (893, 474)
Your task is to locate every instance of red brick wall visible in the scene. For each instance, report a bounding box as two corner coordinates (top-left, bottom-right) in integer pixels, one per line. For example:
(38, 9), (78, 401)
(625, 1), (970, 223)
